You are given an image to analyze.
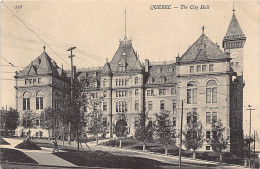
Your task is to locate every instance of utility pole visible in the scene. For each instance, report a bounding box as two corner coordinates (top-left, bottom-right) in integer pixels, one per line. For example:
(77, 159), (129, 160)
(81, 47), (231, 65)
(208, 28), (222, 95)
(179, 100), (184, 169)
(67, 46), (76, 147)
(253, 130), (256, 168)
(246, 105), (255, 167)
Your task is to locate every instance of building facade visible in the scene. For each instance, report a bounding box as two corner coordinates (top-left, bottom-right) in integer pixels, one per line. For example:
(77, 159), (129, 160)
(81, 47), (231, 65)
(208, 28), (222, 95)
(14, 10), (245, 151)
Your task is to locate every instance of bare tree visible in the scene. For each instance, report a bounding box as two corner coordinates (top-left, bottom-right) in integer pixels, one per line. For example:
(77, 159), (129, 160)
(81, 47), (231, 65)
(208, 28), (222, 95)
(21, 110), (37, 139)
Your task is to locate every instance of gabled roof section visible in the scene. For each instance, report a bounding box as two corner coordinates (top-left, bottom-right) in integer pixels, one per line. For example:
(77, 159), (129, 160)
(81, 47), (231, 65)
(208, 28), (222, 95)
(20, 51), (60, 76)
(109, 37), (143, 72)
(101, 62), (112, 74)
(180, 33), (227, 63)
(224, 12), (245, 39)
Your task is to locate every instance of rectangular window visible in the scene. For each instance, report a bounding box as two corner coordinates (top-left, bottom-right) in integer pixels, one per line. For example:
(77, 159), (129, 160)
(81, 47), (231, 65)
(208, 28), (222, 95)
(173, 102), (176, 111)
(135, 100), (139, 111)
(206, 146), (210, 150)
(40, 97), (43, 109)
(171, 88), (176, 95)
(36, 119), (39, 126)
(103, 91), (107, 97)
(206, 131), (211, 139)
(116, 79), (118, 86)
(147, 90), (151, 96)
(151, 89), (154, 96)
(23, 98), (30, 110)
(103, 118), (107, 127)
(206, 88), (212, 103)
(212, 112), (217, 123)
(103, 102), (107, 111)
(36, 97), (39, 110)
(187, 113), (191, 123)
(173, 117), (176, 127)
(197, 65), (201, 72)
(206, 112), (211, 123)
(163, 89), (166, 95)
(135, 89), (139, 96)
(135, 117), (139, 127)
(235, 62), (239, 67)
(202, 65), (206, 72)
(148, 101), (153, 110)
(116, 91), (118, 97)
(190, 66), (194, 73)
(160, 100), (165, 111)
(159, 89), (163, 95)
(209, 64), (213, 71)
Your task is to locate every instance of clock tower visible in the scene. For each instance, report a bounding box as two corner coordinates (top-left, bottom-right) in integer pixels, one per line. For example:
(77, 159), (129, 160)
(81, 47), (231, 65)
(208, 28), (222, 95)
(223, 8), (246, 155)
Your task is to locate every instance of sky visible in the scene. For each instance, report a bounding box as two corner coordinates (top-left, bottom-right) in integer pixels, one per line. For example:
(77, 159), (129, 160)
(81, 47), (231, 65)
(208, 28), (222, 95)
(1, 0), (260, 148)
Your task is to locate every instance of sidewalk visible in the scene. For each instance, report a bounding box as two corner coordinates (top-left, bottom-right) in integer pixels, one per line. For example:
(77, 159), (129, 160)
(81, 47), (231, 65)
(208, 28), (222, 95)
(1, 138), (77, 167)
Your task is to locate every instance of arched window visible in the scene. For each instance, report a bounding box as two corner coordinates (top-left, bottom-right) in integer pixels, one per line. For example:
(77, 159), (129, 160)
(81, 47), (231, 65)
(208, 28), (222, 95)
(135, 77), (138, 84)
(206, 80), (217, 103)
(116, 102), (118, 112)
(23, 92), (31, 110)
(187, 81), (197, 104)
(36, 90), (44, 110)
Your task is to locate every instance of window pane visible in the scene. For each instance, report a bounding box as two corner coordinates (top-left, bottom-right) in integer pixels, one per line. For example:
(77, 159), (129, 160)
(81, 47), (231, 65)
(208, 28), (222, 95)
(209, 64), (213, 71)
(212, 112), (217, 123)
(206, 88), (212, 103)
(206, 112), (211, 123)
(23, 98), (26, 110)
(212, 87), (217, 103)
(160, 100), (164, 111)
(197, 65), (201, 72)
(206, 131), (210, 139)
(190, 66), (194, 73)
(40, 97), (43, 109)
(148, 101), (153, 110)
(192, 88), (197, 104)
(27, 98), (30, 110)
(187, 89), (191, 104)
(202, 65), (206, 72)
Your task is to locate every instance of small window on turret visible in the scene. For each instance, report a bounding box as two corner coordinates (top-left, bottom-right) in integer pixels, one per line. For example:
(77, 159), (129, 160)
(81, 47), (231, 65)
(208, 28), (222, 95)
(235, 62), (239, 67)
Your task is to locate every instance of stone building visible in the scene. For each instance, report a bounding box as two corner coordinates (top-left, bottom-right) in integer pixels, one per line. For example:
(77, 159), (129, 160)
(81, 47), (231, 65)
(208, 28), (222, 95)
(14, 9), (245, 151)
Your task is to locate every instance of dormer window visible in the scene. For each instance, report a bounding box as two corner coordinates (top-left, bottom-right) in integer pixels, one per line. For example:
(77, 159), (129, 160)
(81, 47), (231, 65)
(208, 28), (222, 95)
(148, 77), (154, 84)
(160, 75), (166, 83)
(157, 68), (162, 74)
(118, 58), (127, 71)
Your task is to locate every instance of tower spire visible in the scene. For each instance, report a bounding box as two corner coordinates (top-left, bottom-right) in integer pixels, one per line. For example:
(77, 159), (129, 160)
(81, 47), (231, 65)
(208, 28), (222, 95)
(202, 25), (206, 34)
(124, 8), (127, 39)
(233, 0), (235, 13)
(43, 45), (46, 52)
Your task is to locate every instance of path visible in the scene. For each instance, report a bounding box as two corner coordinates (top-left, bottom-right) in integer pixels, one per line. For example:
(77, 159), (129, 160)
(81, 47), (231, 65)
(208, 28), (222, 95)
(1, 138), (77, 167)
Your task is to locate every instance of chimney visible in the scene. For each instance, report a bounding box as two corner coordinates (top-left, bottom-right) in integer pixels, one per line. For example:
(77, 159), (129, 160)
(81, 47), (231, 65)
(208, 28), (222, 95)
(145, 59), (149, 72)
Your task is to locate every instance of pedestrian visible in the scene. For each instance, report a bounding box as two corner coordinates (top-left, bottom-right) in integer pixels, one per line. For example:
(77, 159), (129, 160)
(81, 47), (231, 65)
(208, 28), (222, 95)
(53, 139), (59, 153)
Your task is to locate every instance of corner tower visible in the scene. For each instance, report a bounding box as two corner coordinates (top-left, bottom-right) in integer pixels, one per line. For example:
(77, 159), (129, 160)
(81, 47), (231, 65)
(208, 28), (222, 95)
(223, 8), (246, 155)
(223, 8), (246, 78)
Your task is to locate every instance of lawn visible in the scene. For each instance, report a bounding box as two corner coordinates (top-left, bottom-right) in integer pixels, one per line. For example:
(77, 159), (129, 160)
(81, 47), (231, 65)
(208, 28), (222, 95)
(103, 139), (244, 165)
(0, 138), (10, 145)
(0, 148), (38, 164)
(54, 150), (213, 169)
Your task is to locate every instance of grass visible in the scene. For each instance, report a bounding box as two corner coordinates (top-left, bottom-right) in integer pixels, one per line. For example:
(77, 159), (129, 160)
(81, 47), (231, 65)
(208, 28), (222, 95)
(53, 150), (213, 169)
(0, 138), (10, 145)
(0, 148), (38, 164)
(15, 139), (42, 150)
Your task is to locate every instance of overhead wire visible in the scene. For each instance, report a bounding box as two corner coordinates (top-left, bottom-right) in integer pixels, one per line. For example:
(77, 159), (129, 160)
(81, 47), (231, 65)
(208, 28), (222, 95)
(2, 2), (69, 66)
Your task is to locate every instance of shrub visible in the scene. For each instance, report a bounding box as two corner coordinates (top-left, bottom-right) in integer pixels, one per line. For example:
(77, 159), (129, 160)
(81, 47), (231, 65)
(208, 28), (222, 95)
(15, 139), (42, 150)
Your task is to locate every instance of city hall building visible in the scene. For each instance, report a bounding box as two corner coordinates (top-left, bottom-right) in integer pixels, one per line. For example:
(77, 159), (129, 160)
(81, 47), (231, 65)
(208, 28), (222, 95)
(14, 10), (245, 151)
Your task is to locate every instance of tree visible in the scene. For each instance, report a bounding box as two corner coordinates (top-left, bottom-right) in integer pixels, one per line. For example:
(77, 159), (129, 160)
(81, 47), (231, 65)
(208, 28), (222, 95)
(21, 110), (37, 139)
(183, 111), (204, 159)
(85, 92), (105, 145)
(135, 112), (153, 151)
(208, 120), (229, 164)
(5, 107), (19, 136)
(40, 107), (58, 140)
(154, 111), (176, 155)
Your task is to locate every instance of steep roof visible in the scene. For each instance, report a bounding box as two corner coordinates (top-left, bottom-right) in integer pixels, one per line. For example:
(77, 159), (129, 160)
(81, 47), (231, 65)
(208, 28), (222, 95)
(109, 37), (142, 72)
(144, 64), (177, 85)
(224, 12), (245, 39)
(101, 62), (112, 75)
(19, 51), (60, 77)
(180, 33), (227, 63)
